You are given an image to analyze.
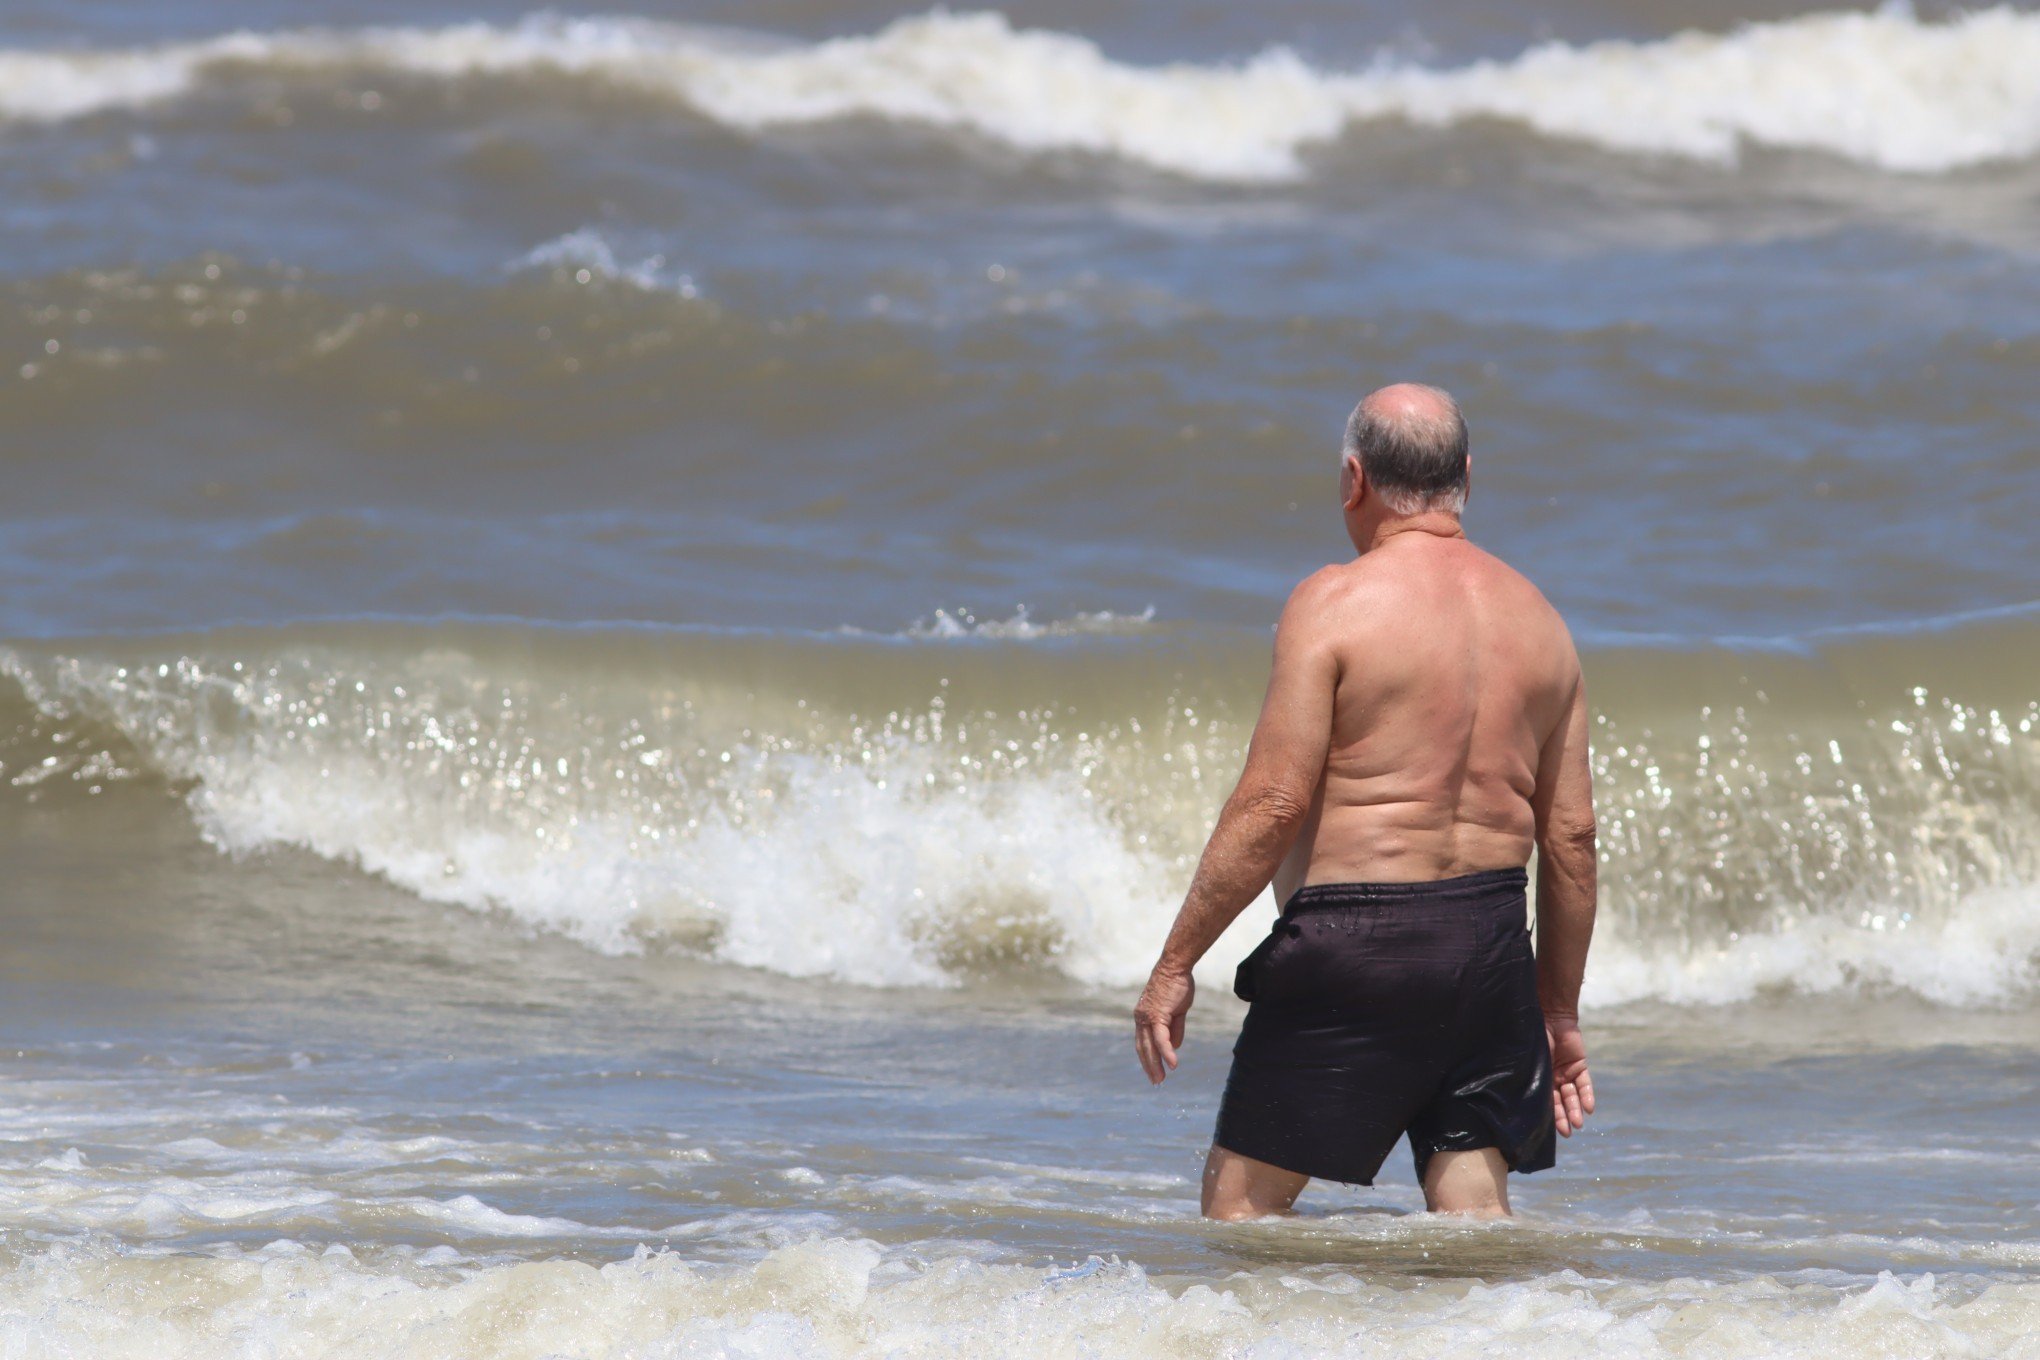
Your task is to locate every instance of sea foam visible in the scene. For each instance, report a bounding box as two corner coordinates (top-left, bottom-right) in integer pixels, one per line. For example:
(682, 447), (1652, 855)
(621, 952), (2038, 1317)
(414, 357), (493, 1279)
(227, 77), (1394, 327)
(510, 228), (699, 297)
(0, 641), (1269, 991)
(2, 1237), (2036, 1360)
(4, 627), (2038, 1007)
(2, 7), (2038, 178)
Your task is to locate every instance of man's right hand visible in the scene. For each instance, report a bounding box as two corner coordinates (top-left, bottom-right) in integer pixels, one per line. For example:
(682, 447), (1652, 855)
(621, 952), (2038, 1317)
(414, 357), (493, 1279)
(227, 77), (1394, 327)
(1134, 964), (1195, 1085)
(1546, 1015), (1595, 1136)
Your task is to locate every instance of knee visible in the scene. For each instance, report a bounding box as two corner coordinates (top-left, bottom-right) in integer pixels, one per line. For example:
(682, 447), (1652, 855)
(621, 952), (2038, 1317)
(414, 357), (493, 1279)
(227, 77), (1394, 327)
(1428, 1199), (1510, 1220)
(1201, 1199), (1273, 1222)
(1201, 1145), (1307, 1221)
(1420, 1148), (1512, 1217)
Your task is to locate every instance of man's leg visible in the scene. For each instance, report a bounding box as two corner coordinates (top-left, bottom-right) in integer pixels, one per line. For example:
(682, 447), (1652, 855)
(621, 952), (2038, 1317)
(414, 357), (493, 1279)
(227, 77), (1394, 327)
(1421, 1148), (1510, 1217)
(1201, 1145), (1309, 1220)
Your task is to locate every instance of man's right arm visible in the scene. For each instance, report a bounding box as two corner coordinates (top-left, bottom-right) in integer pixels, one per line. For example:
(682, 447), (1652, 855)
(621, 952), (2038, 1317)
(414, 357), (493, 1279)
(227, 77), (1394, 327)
(1132, 571), (1339, 1085)
(1530, 665), (1597, 1135)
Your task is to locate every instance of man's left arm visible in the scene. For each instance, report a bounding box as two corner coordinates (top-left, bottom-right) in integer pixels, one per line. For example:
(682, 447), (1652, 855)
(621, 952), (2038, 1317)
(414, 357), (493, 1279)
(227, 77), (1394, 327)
(1133, 575), (1339, 1084)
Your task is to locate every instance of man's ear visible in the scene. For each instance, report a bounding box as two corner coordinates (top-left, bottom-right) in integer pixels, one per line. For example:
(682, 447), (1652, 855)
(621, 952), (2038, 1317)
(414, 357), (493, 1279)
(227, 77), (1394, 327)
(1342, 454), (1366, 511)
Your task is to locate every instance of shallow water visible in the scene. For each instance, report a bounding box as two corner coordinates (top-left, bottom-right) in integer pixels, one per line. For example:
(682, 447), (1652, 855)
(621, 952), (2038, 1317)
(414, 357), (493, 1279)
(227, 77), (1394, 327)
(1, 0), (2037, 1353)
(5, 795), (2039, 1352)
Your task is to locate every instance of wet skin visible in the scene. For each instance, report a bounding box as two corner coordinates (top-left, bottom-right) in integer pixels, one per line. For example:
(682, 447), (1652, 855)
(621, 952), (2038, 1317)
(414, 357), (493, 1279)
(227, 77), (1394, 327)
(1134, 385), (1599, 1219)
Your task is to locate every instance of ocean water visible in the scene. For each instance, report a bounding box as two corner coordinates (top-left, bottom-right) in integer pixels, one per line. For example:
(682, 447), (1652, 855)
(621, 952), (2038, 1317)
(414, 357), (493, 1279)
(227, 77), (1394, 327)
(2, 0), (2038, 1354)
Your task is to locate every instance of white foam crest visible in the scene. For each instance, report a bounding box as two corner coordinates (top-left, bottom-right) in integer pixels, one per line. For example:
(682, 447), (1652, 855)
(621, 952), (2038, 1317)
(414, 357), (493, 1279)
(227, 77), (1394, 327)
(0, 1158), (620, 1243)
(188, 689), (2040, 1002)
(8, 640), (2040, 1003)
(151, 676), (2040, 1005)
(1587, 882), (2040, 1009)
(184, 722), (1265, 990)
(411, 1194), (598, 1238)
(0, 32), (258, 123)
(0, 1167), (340, 1237)
(0, 647), (1265, 991)
(3, 1238), (2038, 1359)
(509, 227), (700, 297)
(1361, 3), (2040, 173)
(3, 7), (2038, 177)
(901, 605), (1160, 641)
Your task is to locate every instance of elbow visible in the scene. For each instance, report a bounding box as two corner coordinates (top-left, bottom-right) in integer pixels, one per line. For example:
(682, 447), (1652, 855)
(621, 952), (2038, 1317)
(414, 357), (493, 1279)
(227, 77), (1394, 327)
(1232, 782), (1312, 831)
(1538, 816), (1598, 860)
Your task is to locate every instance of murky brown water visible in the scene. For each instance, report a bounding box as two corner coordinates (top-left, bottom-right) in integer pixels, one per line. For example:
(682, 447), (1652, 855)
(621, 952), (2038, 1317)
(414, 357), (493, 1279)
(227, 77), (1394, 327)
(1, 0), (2036, 1352)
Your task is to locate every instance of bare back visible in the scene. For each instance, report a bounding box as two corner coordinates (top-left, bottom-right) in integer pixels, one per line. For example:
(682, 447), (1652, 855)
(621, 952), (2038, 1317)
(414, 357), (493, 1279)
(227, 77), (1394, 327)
(1132, 387), (1602, 1210)
(1272, 533), (1579, 900)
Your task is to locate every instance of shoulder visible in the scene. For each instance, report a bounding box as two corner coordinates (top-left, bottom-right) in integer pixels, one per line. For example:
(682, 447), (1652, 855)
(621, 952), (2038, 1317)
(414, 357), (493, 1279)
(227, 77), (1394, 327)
(1278, 563), (1372, 629)
(1286, 563), (1352, 608)
(1469, 546), (1583, 676)
(1468, 543), (1563, 617)
(1286, 551), (1439, 619)
(1269, 565), (1363, 667)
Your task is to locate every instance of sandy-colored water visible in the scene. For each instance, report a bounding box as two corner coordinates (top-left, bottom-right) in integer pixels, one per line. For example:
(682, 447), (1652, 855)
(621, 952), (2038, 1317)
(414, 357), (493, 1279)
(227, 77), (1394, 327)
(2, 0), (2036, 1353)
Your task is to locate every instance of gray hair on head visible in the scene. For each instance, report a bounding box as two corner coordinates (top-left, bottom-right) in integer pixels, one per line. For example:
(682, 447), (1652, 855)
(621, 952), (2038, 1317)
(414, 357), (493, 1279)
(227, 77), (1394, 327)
(1341, 383), (1470, 516)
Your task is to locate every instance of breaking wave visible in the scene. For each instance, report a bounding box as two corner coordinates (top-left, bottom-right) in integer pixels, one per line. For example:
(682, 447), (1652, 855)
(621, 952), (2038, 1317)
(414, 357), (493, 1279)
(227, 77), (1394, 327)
(6, 1236), (2039, 1359)
(3, 613), (2037, 1006)
(3, 6), (2039, 178)
(896, 606), (1161, 641)
(508, 229), (700, 298)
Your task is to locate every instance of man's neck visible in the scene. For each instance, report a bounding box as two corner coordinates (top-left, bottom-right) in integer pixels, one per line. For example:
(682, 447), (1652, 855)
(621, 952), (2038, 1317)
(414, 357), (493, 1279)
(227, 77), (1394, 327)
(1358, 513), (1466, 554)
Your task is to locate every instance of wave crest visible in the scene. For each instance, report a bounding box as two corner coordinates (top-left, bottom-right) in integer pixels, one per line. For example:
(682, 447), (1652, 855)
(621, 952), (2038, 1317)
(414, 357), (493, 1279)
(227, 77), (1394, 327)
(0, 634), (1249, 989)
(3, 620), (2037, 1004)
(12, 1238), (2040, 1360)
(3, 7), (2038, 177)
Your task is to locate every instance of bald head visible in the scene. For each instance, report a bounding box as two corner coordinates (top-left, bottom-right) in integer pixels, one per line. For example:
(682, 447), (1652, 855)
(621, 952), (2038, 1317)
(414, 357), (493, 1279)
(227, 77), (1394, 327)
(1341, 383), (1469, 516)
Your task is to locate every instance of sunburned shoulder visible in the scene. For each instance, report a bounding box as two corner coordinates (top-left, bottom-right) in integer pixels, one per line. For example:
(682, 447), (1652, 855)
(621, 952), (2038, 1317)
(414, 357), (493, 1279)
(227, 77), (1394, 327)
(1461, 542), (1565, 617)
(1278, 562), (1374, 629)
(1287, 541), (1531, 602)
(1287, 562), (1357, 605)
(1283, 543), (1573, 644)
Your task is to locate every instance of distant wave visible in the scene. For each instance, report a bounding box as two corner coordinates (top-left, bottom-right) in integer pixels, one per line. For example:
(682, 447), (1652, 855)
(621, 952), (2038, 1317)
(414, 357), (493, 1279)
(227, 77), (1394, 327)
(896, 606), (1161, 641)
(509, 229), (700, 298)
(2, 617), (2036, 1005)
(3, 7), (2039, 178)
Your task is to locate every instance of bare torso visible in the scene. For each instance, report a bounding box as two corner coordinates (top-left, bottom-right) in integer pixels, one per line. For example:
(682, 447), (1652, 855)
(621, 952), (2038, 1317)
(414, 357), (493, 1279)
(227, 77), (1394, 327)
(1271, 531), (1580, 901)
(1134, 398), (1602, 1212)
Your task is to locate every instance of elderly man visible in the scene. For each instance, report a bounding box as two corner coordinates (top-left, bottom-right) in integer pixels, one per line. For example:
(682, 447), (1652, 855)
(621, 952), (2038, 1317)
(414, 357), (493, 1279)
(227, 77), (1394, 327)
(1134, 383), (1597, 1220)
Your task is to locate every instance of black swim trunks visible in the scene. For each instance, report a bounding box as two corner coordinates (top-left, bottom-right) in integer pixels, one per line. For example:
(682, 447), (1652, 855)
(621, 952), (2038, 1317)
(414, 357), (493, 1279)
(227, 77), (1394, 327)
(1215, 867), (1554, 1186)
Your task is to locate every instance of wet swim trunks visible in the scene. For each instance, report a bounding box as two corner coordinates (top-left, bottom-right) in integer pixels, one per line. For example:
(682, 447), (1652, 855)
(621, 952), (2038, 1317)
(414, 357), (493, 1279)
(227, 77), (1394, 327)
(1215, 867), (1555, 1186)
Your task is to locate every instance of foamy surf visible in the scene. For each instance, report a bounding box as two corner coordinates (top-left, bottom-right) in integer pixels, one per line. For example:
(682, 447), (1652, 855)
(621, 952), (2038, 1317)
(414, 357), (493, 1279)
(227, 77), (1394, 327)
(0, 634), (1254, 991)
(1, 619), (2035, 1005)
(4, 1237), (2037, 1359)
(900, 606), (1161, 641)
(3, 6), (2039, 177)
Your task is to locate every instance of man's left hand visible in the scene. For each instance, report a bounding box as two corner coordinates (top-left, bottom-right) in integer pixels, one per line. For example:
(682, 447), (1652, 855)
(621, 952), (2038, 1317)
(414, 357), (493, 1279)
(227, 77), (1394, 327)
(1546, 1015), (1595, 1136)
(1134, 965), (1195, 1084)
